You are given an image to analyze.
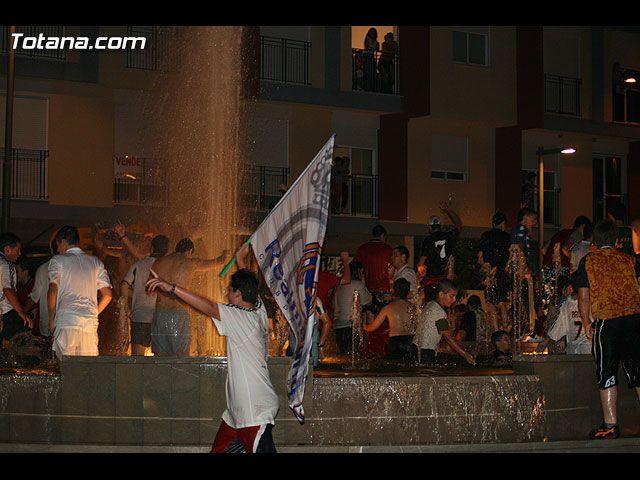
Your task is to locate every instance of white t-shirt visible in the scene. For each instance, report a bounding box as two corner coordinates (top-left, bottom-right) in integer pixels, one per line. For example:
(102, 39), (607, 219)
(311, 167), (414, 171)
(29, 260), (51, 336)
(333, 280), (372, 329)
(122, 256), (157, 324)
(412, 300), (450, 351)
(0, 255), (17, 314)
(213, 300), (279, 429)
(548, 295), (592, 354)
(48, 247), (111, 327)
(392, 264), (418, 294)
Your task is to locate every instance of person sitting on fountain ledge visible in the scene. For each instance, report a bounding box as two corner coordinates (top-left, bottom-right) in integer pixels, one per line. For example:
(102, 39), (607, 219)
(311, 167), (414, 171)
(490, 330), (513, 364)
(410, 279), (475, 366)
(363, 277), (413, 361)
(145, 243), (279, 454)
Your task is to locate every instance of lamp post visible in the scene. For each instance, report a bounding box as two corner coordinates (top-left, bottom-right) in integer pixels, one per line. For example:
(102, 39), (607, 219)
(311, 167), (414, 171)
(2, 26), (15, 232)
(536, 146), (576, 281)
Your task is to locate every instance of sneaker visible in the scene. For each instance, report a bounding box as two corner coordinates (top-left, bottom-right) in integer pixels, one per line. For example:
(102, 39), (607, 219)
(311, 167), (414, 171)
(589, 423), (620, 440)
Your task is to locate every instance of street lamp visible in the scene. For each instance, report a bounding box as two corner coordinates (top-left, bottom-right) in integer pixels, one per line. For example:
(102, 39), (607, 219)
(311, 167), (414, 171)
(536, 146), (576, 280)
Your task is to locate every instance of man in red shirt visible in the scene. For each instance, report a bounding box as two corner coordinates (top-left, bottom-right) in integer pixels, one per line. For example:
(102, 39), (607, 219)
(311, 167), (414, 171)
(353, 225), (393, 358)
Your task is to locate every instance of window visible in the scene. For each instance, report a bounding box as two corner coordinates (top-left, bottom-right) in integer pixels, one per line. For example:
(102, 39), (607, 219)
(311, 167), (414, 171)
(431, 134), (468, 182)
(452, 27), (489, 67)
(593, 154), (627, 223)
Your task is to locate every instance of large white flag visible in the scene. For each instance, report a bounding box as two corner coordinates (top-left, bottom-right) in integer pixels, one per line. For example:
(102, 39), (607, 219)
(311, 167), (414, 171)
(250, 135), (334, 424)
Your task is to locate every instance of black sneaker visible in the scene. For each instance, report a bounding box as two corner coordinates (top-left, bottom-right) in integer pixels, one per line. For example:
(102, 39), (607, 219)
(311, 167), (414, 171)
(589, 423), (620, 440)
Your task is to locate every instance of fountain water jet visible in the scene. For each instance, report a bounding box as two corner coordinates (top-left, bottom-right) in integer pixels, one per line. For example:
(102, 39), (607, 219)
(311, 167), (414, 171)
(133, 26), (256, 356)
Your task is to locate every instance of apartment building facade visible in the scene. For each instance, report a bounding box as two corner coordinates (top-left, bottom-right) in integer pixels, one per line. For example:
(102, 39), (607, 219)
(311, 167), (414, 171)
(2, 26), (640, 264)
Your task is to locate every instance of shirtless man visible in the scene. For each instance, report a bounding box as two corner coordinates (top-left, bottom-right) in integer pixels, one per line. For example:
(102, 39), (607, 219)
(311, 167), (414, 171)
(363, 278), (413, 360)
(149, 238), (229, 355)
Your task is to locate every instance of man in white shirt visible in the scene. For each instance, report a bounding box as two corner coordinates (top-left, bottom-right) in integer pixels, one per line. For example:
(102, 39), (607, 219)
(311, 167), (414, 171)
(121, 235), (169, 355)
(332, 261), (372, 355)
(47, 226), (113, 361)
(25, 244), (56, 337)
(391, 245), (418, 299)
(146, 243), (279, 453)
(0, 232), (32, 345)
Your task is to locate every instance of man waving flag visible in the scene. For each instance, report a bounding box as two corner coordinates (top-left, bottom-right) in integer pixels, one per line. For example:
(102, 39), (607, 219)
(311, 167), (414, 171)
(249, 135), (335, 424)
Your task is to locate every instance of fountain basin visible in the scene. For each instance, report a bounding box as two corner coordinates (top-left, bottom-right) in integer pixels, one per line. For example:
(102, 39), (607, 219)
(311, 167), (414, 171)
(2, 352), (636, 448)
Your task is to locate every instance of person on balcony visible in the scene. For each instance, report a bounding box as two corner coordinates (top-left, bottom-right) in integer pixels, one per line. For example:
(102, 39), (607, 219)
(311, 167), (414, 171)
(379, 32), (398, 94)
(363, 28), (379, 91)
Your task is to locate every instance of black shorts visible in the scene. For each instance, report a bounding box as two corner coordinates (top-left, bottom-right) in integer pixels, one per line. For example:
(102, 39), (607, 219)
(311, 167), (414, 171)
(130, 321), (152, 347)
(592, 314), (640, 390)
(386, 335), (412, 360)
(0, 309), (29, 340)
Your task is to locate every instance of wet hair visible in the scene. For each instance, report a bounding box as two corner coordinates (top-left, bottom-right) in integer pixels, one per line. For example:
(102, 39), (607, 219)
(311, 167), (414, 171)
(593, 219), (618, 247)
(467, 295), (482, 310)
(230, 268), (259, 305)
(393, 277), (410, 299)
(0, 232), (21, 251)
(54, 226), (79, 246)
(557, 275), (573, 296)
(372, 225), (387, 237)
(393, 245), (409, 262)
(151, 235), (169, 258)
(492, 212), (507, 227)
(573, 215), (591, 229)
(175, 238), (194, 253)
(436, 278), (457, 294)
(517, 207), (536, 223)
(491, 330), (509, 348)
(349, 260), (364, 281)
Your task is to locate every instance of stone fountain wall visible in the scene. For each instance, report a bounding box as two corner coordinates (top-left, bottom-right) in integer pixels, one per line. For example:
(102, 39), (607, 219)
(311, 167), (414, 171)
(2, 353), (637, 448)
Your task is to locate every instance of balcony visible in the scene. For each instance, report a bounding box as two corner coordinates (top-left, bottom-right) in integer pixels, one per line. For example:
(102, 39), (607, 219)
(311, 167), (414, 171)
(544, 74), (581, 117)
(352, 48), (399, 95)
(241, 165), (290, 212)
(260, 36), (311, 86)
(330, 173), (378, 217)
(113, 156), (168, 206)
(0, 148), (48, 200)
(0, 26), (66, 61)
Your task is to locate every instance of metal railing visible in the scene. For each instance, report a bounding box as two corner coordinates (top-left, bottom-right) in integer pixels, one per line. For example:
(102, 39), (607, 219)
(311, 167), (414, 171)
(0, 26), (66, 61)
(0, 148), (48, 200)
(544, 74), (581, 116)
(352, 48), (399, 95)
(330, 173), (378, 217)
(260, 36), (311, 85)
(241, 165), (290, 211)
(125, 26), (175, 71)
(113, 156), (168, 205)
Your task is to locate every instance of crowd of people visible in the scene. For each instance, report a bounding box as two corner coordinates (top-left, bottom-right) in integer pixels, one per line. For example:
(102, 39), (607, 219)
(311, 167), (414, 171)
(2, 192), (640, 442)
(312, 198), (640, 440)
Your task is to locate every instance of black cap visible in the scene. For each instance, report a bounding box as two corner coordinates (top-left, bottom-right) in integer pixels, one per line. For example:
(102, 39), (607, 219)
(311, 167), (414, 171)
(492, 212), (507, 226)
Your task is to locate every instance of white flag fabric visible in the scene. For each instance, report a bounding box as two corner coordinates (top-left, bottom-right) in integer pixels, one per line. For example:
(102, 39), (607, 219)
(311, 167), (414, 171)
(250, 135), (334, 424)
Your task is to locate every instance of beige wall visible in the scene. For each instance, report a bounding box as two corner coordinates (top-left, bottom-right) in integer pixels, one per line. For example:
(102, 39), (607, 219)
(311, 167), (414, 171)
(288, 105), (333, 179)
(48, 94), (114, 207)
(429, 26), (518, 125)
(407, 116), (496, 230)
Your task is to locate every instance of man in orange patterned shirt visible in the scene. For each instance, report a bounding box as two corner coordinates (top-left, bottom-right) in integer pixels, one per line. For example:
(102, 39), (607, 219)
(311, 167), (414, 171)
(575, 219), (640, 440)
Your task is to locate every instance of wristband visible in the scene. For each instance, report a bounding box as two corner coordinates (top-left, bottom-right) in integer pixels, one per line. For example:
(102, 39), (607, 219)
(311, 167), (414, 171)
(170, 284), (176, 295)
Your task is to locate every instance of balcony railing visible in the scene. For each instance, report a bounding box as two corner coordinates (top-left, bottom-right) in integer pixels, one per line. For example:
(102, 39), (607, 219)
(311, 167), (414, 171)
(241, 165), (290, 211)
(260, 36), (311, 85)
(352, 48), (399, 95)
(0, 26), (66, 61)
(125, 26), (175, 71)
(544, 74), (581, 116)
(113, 156), (168, 205)
(0, 148), (48, 200)
(330, 173), (378, 217)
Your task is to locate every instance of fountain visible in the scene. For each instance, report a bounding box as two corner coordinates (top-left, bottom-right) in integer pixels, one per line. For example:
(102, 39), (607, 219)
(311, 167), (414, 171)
(0, 26), (612, 451)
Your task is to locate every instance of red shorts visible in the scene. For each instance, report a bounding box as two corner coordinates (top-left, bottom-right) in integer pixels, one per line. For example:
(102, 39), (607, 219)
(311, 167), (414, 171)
(210, 419), (276, 453)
